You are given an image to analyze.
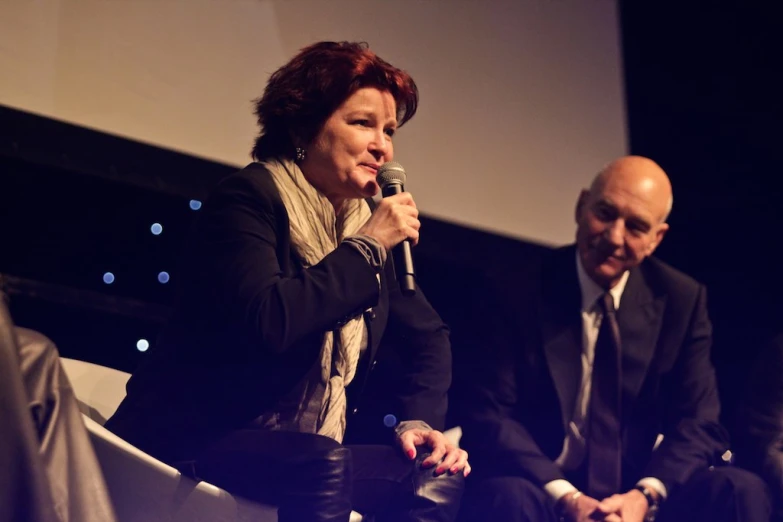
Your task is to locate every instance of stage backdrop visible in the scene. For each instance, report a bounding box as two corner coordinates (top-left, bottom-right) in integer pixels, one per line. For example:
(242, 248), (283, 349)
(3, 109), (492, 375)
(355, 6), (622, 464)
(0, 0), (627, 246)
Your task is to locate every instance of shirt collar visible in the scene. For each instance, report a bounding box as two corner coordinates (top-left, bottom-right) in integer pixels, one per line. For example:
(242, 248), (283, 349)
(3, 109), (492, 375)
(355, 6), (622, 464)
(575, 250), (630, 312)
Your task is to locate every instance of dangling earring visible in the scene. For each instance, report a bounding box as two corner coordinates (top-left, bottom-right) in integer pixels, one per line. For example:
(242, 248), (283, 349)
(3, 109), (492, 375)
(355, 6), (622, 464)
(295, 147), (307, 162)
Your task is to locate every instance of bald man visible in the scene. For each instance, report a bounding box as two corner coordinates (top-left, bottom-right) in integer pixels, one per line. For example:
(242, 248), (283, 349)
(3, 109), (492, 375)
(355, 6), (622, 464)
(456, 157), (769, 522)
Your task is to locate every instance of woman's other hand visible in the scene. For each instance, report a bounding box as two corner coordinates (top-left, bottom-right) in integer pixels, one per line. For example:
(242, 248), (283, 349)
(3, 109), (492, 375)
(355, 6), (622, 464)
(397, 428), (471, 477)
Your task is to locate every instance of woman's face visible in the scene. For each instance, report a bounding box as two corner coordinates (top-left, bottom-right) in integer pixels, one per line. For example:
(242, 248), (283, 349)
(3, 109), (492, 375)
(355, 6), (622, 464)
(301, 87), (398, 205)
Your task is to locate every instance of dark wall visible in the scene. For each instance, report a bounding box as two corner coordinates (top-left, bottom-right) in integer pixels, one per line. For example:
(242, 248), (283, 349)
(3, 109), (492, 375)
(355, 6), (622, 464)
(0, 106), (233, 371)
(620, 2), (782, 423)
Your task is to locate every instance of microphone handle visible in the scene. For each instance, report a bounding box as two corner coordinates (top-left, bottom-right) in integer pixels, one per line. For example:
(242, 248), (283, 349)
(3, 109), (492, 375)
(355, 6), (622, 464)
(381, 182), (416, 296)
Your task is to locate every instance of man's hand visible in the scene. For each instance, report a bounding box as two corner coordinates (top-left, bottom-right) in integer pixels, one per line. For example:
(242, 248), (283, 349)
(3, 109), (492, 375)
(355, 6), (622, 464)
(593, 489), (649, 522)
(397, 428), (471, 477)
(559, 491), (621, 522)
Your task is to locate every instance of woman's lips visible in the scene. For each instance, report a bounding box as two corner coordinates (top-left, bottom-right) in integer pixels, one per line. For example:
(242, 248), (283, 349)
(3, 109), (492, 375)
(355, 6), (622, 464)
(360, 163), (380, 175)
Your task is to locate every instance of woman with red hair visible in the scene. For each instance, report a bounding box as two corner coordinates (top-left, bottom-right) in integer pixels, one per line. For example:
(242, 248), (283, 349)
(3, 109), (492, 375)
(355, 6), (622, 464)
(107, 41), (467, 521)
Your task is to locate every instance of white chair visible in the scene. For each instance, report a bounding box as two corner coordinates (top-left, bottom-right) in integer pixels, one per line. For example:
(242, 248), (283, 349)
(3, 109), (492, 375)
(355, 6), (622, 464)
(60, 357), (363, 522)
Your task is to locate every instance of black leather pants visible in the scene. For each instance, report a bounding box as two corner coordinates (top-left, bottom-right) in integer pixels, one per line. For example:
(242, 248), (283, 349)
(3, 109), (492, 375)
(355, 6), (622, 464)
(351, 444), (465, 522)
(189, 429), (464, 522)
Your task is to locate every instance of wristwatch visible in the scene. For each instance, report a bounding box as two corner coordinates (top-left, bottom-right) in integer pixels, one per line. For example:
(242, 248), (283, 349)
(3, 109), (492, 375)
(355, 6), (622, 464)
(633, 485), (660, 522)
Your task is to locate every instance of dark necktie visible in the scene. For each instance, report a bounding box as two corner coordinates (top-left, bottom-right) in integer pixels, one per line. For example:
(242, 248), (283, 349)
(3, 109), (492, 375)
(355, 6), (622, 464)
(587, 292), (623, 499)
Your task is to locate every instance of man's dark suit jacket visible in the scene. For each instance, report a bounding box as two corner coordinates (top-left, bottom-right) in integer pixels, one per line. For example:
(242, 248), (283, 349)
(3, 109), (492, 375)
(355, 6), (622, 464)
(457, 245), (728, 494)
(736, 333), (783, 518)
(106, 163), (451, 463)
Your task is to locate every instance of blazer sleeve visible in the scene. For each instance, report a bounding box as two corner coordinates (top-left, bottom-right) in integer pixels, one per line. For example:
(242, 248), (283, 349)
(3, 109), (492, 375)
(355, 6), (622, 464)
(384, 266), (452, 431)
(192, 170), (382, 354)
(460, 369), (567, 485)
(643, 284), (727, 489)
(456, 284), (567, 486)
(736, 335), (783, 508)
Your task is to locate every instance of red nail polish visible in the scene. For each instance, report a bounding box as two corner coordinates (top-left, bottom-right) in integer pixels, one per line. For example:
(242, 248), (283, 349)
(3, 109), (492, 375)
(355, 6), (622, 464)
(407, 449), (415, 459)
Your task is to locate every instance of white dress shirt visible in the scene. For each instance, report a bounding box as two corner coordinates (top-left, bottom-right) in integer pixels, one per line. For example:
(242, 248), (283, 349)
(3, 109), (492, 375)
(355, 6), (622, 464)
(543, 254), (666, 502)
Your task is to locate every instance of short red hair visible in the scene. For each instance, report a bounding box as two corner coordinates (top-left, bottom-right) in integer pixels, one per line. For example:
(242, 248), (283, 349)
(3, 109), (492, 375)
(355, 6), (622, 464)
(251, 41), (419, 161)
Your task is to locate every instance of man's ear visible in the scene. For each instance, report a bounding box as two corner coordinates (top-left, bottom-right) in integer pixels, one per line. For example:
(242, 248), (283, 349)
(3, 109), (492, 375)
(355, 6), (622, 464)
(647, 223), (669, 255)
(575, 190), (590, 224)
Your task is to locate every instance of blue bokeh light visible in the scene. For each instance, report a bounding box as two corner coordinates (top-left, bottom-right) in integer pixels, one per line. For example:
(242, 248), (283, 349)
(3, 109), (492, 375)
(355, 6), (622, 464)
(383, 414), (397, 428)
(189, 199), (202, 210)
(150, 223), (163, 235)
(103, 272), (115, 284)
(158, 271), (170, 284)
(136, 339), (150, 352)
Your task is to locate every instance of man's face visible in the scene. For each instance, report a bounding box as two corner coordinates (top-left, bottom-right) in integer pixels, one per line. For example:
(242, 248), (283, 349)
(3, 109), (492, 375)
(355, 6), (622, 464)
(575, 175), (668, 288)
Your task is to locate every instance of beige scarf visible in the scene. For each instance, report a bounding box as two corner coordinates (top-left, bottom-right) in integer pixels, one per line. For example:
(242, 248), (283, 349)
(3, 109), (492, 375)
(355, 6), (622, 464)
(263, 158), (372, 443)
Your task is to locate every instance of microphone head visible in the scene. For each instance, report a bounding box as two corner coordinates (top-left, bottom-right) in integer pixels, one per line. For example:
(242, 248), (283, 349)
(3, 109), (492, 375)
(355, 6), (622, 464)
(377, 161), (406, 188)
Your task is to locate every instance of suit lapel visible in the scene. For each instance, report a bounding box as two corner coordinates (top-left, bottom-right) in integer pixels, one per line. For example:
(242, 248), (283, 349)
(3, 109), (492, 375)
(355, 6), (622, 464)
(616, 266), (666, 407)
(365, 260), (392, 366)
(541, 251), (666, 427)
(361, 195), (383, 365)
(542, 248), (583, 428)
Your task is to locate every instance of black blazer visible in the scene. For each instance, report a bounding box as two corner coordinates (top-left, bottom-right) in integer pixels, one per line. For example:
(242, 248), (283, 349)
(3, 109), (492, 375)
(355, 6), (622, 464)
(736, 333), (783, 515)
(106, 163), (451, 463)
(457, 245), (727, 494)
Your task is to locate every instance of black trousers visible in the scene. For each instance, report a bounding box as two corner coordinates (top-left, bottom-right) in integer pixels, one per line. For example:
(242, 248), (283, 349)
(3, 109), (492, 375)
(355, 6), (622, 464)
(184, 429), (465, 522)
(458, 467), (771, 522)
